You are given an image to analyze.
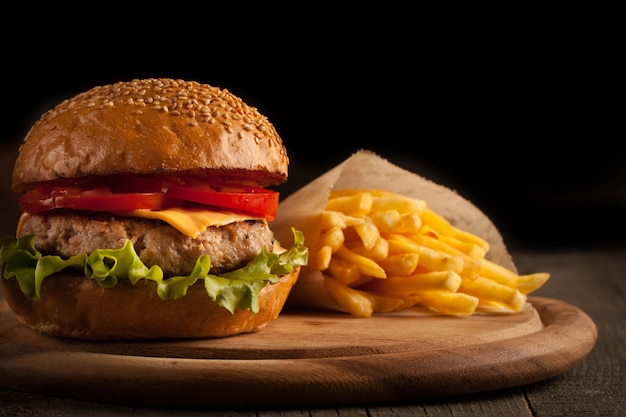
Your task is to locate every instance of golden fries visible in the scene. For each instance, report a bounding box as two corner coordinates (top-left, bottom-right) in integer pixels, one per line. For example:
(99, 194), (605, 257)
(335, 246), (386, 279)
(361, 271), (462, 295)
(318, 226), (345, 253)
(323, 276), (373, 318)
(417, 290), (479, 316)
(377, 253), (419, 276)
(310, 189), (551, 317)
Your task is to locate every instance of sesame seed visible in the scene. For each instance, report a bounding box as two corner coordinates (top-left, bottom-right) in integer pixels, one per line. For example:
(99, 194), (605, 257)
(31, 78), (284, 154)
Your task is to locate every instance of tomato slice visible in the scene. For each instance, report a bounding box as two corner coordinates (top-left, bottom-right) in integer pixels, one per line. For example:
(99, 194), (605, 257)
(18, 186), (167, 214)
(165, 181), (279, 221)
(16, 177), (280, 221)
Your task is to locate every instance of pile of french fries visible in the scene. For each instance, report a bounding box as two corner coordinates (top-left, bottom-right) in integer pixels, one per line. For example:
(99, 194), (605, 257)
(310, 189), (550, 318)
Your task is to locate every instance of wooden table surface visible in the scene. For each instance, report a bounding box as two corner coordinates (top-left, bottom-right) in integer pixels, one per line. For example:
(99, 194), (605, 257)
(1, 244), (624, 416)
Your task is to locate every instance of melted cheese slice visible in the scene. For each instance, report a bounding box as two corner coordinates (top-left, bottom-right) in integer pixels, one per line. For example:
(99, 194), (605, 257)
(16, 212), (29, 236)
(125, 208), (263, 238)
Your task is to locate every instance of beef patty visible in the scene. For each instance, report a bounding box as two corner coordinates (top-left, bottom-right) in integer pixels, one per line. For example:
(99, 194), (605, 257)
(17, 212), (274, 276)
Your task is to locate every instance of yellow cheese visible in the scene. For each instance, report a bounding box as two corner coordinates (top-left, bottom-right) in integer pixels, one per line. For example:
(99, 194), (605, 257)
(124, 207), (263, 238)
(16, 212), (30, 236)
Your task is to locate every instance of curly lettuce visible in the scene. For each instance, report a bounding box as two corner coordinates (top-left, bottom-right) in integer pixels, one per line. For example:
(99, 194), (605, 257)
(0, 228), (308, 314)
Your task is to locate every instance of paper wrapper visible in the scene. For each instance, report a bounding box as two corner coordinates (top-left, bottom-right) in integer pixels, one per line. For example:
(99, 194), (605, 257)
(271, 150), (515, 312)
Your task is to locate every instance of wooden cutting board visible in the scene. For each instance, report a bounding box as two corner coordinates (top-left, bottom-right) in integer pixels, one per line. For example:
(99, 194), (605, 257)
(0, 296), (597, 408)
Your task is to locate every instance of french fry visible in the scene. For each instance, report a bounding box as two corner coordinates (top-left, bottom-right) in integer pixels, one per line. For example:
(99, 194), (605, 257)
(479, 258), (518, 288)
(416, 290), (479, 315)
(361, 292), (406, 314)
(398, 294), (422, 309)
(353, 217), (380, 250)
(476, 299), (519, 313)
(349, 237), (389, 262)
(516, 272), (551, 294)
(413, 234), (481, 279)
(413, 245), (464, 275)
(324, 276), (373, 318)
(459, 276), (516, 302)
(370, 194), (426, 215)
(320, 210), (347, 230)
(377, 253), (419, 277)
(327, 257), (367, 286)
(439, 235), (487, 260)
(335, 246), (387, 279)
(360, 271), (462, 296)
(459, 276), (527, 312)
(325, 192), (372, 217)
(311, 189), (550, 318)
(370, 209), (401, 233)
(451, 226), (490, 252)
(387, 235), (465, 276)
(394, 212), (423, 234)
(318, 226), (345, 253)
(421, 226), (487, 259)
(385, 233), (421, 254)
(320, 211), (364, 230)
(420, 207), (453, 236)
(313, 245), (333, 271)
(508, 291), (527, 312)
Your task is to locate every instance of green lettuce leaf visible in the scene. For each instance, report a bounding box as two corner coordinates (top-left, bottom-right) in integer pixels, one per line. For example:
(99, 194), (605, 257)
(0, 228), (308, 314)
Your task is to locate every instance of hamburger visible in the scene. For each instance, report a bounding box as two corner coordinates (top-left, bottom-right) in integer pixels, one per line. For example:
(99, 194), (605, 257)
(0, 78), (307, 340)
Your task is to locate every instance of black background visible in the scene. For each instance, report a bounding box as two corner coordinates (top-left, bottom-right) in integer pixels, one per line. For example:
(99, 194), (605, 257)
(1, 9), (622, 249)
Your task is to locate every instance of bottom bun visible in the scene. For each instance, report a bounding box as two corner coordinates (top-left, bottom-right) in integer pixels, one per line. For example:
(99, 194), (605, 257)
(1, 267), (300, 340)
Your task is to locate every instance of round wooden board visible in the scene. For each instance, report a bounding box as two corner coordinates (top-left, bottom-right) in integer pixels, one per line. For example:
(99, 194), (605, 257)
(0, 297), (597, 408)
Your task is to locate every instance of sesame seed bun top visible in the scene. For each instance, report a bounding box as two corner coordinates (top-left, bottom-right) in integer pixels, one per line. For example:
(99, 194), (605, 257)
(12, 78), (289, 194)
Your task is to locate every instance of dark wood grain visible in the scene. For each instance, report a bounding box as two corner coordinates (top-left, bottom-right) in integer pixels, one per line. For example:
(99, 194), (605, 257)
(0, 295), (596, 408)
(513, 247), (626, 417)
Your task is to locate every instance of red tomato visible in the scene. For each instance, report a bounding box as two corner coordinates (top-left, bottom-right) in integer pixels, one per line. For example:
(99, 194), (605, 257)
(16, 177), (279, 221)
(165, 182), (279, 221)
(17, 186), (167, 214)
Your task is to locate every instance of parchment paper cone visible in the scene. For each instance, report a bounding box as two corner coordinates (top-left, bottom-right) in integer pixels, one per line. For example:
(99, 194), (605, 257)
(271, 150), (515, 312)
